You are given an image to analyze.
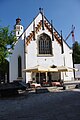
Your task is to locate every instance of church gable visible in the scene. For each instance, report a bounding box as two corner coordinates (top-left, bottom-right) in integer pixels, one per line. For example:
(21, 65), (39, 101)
(24, 11), (64, 53)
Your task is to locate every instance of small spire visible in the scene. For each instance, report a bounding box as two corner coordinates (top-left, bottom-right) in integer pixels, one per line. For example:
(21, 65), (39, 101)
(39, 8), (41, 12)
(51, 20), (54, 41)
(39, 8), (44, 14)
(39, 8), (45, 30)
(61, 30), (64, 54)
(33, 18), (35, 40)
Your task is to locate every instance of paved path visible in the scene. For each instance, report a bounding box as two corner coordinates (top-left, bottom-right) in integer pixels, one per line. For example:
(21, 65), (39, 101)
(0, 89), (80, 120)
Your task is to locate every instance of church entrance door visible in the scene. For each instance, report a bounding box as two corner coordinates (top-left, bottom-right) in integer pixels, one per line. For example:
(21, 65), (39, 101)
(36, 73), (46, 84)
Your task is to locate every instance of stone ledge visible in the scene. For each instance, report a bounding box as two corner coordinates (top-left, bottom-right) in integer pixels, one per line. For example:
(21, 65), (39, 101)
(35, 86), (63, 93)
(35, 87), (49, 93)
(63, 84), (76, 90)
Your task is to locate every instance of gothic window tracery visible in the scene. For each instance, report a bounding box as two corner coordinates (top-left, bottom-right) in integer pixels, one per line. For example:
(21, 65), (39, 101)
(38, 33), (52, 55)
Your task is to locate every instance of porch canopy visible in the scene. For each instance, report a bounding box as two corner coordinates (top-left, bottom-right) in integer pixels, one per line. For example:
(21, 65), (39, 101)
(23, 65), (58, 73)
(23, 65), (78, 73)
(23, 65), (58, 82)
(55, 66), (78, 72)
(22, 65), (78, 83)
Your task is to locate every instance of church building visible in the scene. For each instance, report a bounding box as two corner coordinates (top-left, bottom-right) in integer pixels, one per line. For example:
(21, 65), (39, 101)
(9, 9), (74, 84)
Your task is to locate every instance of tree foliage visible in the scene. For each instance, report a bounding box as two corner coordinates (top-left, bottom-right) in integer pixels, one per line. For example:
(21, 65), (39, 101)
(72, 41), (80, 64)
(0, 26), (17, 64)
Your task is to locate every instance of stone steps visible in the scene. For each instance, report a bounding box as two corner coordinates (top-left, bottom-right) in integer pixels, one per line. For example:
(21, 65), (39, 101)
(35, 86), (63, 93)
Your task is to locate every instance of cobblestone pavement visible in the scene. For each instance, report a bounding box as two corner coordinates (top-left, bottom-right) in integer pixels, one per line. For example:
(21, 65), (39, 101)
(0, 89), (80, 120)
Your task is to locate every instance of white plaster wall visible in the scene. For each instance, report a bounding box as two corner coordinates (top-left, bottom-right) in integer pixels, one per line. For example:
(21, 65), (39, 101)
(25, 13), (42, 38)
(75, 64), (80, 79)
(62, 41), (74, 81)
(26, 34), (54, 68)
(9, 37), (24, 82)
(53, 38), (63, 66)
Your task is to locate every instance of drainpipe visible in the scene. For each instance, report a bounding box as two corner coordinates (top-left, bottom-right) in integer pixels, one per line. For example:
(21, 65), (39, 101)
(24, 32), (26, 83)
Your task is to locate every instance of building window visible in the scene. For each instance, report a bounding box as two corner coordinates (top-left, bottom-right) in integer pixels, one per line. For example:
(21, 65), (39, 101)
(18, 56), (22, 77)
(18, 31), (19, 35)
(38, 33), (52, 55)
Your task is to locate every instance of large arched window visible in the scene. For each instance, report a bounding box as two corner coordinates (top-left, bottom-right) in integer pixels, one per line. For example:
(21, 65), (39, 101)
(18, 56), (22, 77)
(38, 33), (52, 55)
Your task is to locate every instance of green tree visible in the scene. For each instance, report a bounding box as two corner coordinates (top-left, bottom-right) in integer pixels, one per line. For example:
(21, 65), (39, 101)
(72, 41), (80, 64)
(0, 26), (17, 82)
(0, 26), (17, 64)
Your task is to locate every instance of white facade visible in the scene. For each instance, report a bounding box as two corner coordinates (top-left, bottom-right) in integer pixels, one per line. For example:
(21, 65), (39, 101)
(9, 12), (74, 83)
(74, 64), (80, 79)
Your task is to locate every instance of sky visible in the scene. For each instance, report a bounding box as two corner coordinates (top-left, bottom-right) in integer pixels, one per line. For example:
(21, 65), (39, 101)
(0, 0), (80, 47)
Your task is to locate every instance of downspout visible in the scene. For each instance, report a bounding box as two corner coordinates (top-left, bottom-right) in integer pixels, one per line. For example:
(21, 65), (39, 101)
(24, 32), (26, 83)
